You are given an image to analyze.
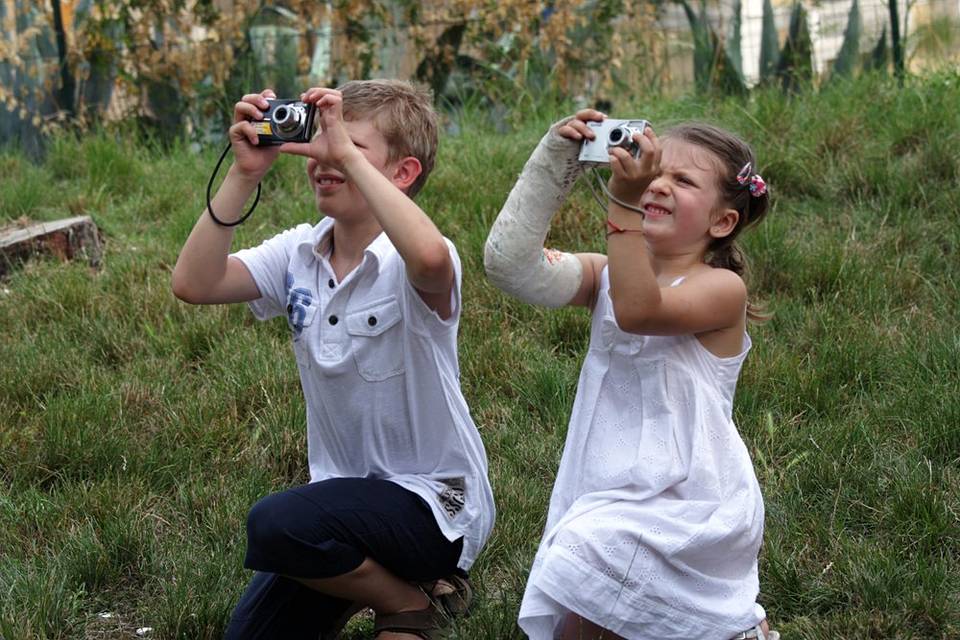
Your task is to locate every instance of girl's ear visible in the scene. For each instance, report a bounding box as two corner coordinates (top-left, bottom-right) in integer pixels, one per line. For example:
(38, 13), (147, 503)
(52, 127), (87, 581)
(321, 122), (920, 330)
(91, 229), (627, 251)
(710, 207), (740, 239)
(391, 156), (423, 191)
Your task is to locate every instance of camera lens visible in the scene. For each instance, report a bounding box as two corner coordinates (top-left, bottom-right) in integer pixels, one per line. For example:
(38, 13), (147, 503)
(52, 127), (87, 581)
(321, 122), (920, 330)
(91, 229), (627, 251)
(273, 105), (305, 138)
(608, 127), (625, 145)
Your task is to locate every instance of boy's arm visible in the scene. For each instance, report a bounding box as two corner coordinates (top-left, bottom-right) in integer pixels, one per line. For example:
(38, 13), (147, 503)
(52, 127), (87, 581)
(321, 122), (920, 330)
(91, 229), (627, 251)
(339, 148), (454, 317)
(284, 88), (454, 318)
(171, 90), (281, 305)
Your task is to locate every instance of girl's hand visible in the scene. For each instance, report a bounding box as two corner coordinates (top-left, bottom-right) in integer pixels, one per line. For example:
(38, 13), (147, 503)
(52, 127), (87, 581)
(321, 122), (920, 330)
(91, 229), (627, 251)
(280, 88), (362, 169)
(557, 109), (606, 141)
(228, 89), (282, 180)
(608, 126), (661, 204)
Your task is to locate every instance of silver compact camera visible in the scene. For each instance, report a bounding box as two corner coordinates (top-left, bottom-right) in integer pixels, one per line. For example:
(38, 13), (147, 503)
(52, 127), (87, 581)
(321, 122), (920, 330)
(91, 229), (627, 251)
(253, 98), (317, 145)
(578, 118), (650, 165)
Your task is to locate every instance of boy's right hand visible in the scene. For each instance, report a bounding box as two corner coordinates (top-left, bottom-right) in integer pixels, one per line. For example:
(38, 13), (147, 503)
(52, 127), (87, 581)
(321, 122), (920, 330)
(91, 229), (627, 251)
(228, 89), (282, 180)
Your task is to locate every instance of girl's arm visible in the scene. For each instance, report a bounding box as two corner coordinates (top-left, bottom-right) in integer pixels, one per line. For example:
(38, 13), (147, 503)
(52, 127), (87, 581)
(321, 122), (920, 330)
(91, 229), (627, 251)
(483, 121), (583, 308)
(606, 219), (747, 335)
(484, 112), (605, 309)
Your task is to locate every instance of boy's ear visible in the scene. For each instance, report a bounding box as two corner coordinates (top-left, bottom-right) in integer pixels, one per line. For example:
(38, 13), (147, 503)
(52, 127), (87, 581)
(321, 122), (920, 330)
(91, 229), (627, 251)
(710, 207), (740, 239)
(391, 156), (423, 191)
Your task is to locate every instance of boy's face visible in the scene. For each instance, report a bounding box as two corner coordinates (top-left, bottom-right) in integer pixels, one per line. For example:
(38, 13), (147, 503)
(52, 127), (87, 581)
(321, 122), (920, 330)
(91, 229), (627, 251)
(305, 117), (400, 220)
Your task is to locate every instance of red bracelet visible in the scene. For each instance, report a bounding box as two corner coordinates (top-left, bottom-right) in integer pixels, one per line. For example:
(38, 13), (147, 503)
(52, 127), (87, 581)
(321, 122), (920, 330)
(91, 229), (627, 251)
(606, 218), (644, 237)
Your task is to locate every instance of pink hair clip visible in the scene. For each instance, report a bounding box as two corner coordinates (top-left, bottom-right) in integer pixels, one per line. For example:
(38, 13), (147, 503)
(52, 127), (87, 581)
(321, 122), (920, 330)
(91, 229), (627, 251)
(736, 162), (767, 197)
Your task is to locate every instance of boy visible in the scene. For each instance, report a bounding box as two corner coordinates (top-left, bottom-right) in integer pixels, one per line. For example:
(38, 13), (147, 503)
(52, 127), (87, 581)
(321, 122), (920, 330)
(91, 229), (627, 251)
(172, 80), (495, 640)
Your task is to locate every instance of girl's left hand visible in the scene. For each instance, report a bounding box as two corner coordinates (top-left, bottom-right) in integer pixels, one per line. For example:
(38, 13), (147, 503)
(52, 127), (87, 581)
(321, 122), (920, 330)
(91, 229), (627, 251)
(557, 109), (606, 141)
(608, 126), (661, 204)
(280, 87), (361, 168)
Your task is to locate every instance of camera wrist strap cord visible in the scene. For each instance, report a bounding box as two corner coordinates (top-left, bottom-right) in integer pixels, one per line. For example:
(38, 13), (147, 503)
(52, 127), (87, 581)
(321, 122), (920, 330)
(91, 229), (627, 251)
(585, 167), (647, 216)
(206, 141), (261, 227)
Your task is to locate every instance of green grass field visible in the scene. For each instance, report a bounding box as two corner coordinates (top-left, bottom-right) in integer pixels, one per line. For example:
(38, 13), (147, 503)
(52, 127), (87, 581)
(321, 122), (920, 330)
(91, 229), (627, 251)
(1, 73), (958, 639)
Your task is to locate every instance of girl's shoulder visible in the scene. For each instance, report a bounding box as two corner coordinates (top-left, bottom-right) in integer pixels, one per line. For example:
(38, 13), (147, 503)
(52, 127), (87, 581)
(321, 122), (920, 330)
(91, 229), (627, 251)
(680, 265), (747, 298)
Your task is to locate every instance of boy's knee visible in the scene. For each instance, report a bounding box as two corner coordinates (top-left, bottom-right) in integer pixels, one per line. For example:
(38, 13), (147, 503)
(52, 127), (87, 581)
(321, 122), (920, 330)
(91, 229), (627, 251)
(243, 490), (365, 577)
(245, 492), (297, 550)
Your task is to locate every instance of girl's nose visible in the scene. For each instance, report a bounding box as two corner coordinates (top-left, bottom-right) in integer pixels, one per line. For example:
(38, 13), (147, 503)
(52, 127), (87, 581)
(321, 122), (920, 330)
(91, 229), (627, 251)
(647, 174), (670, 195)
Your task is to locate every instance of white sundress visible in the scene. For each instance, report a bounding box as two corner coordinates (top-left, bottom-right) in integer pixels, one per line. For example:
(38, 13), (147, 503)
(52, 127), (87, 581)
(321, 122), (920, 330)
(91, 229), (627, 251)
(518, 269), (767, 640)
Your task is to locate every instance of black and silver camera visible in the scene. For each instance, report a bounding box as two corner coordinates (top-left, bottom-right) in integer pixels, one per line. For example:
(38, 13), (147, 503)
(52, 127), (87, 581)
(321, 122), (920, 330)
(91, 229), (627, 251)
(253, 99), (317, 145)
(578, 118), (649, 165)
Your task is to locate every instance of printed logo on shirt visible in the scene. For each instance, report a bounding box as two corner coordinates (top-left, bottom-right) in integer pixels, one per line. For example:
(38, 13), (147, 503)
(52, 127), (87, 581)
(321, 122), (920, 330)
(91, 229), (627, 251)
(438, 477), (466, 518)
(285, 272), (314, 339)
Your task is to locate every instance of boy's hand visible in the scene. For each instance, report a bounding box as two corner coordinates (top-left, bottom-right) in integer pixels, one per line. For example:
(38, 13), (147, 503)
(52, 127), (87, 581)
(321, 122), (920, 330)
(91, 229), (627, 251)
(280, 88), (362, 169)
(608, 126), (661, 204)
(229, 89), (282, 180)
(557, 109), (606, 141)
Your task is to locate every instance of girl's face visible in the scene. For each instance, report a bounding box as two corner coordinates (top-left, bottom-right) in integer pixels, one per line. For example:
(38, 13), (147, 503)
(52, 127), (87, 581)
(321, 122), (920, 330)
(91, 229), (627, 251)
(639, 138), (733, 252)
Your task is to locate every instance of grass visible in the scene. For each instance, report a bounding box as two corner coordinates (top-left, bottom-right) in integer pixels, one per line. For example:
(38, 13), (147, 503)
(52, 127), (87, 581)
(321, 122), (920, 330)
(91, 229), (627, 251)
(1, 71), (959, 639)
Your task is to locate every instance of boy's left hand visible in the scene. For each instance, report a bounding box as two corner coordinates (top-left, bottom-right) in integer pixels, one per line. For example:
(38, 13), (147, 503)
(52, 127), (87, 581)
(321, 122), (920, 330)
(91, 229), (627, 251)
(280, 88), (361, 169)
(608, 126), (661, 205)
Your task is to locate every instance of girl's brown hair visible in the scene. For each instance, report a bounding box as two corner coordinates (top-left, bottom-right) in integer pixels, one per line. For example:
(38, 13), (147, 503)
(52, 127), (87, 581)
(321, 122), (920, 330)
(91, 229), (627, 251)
(664, 122), (771, 322)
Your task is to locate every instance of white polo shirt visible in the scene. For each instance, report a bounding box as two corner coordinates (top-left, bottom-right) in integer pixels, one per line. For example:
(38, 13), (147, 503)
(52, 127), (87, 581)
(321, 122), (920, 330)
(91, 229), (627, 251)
(232, 218), (494, 570)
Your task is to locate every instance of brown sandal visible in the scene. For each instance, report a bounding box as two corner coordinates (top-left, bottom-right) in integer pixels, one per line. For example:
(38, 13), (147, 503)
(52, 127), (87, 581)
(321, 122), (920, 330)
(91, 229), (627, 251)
(374, 573), (472, 639)
(373, 600), (449, 639)
(418, 573), (473, 617)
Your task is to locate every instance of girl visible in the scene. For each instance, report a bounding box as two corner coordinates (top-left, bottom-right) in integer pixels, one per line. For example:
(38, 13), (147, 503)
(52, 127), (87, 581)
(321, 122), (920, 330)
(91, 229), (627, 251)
(484, 110), (777, 640)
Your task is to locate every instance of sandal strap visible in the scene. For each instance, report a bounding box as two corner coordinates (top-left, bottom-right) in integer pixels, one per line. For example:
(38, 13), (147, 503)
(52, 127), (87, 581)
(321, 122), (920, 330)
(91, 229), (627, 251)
(374, 606), (447, 640)
(731, 625), (765, 640)
(419, 573), (473, 617)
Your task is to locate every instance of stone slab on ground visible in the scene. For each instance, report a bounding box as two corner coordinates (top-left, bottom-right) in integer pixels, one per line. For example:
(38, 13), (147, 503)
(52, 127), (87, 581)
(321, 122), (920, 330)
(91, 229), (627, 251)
(0, 215), (103, 277)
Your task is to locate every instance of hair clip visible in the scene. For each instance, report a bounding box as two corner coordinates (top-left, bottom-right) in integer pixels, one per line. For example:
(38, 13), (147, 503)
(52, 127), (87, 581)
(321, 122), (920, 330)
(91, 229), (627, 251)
(736, 162), (767, 197)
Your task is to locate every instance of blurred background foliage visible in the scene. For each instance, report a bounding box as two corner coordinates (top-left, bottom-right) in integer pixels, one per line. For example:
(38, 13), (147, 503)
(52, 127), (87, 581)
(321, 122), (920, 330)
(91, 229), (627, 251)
(2, 0), (960, 157)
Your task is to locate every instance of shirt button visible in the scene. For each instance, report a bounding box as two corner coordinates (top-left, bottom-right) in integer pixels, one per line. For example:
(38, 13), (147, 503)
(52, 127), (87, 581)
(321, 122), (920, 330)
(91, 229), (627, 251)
(328, 279), (335, 288)
(367, 316), (377, 326)
(328, 315), (339, 325)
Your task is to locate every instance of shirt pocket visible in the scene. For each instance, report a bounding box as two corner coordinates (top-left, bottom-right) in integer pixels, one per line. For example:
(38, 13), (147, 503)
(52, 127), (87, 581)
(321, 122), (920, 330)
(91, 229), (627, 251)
(346, 296), (405, 382)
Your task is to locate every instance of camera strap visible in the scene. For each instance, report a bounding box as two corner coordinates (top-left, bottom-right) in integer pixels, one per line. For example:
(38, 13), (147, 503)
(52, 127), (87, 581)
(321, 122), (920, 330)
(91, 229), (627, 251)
(206, 142), (261, 227)
(585, 167), (646, 216)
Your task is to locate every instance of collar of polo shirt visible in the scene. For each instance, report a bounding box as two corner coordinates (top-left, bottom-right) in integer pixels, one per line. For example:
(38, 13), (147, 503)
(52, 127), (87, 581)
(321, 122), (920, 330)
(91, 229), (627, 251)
(293, 218), (394, 275)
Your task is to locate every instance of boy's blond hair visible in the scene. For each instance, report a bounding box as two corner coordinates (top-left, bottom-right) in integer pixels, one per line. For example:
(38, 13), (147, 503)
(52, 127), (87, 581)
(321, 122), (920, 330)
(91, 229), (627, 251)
(337, 79), (438, 198)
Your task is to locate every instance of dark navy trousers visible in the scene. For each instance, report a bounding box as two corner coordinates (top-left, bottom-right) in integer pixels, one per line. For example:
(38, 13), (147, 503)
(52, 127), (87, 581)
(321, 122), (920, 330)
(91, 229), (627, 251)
(224, 477), (463, 639)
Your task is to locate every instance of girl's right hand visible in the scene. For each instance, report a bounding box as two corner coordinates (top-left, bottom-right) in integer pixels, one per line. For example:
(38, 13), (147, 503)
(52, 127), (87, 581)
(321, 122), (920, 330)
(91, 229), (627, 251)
(557, 109), (606, 141)
(608, 126), (661, 204)
(228, 89), (283, 180)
